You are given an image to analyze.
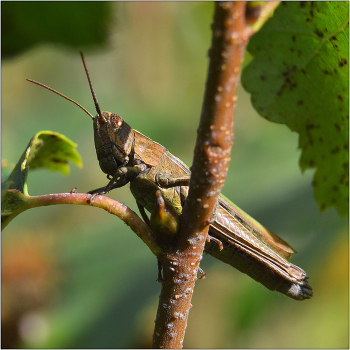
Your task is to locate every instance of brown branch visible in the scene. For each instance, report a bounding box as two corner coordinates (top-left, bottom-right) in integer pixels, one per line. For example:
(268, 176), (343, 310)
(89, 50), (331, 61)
(152, 2), (253, 348)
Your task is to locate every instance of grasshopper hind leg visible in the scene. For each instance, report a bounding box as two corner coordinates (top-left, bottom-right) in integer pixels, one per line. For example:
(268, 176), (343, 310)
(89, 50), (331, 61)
(137, 202), (151, 227)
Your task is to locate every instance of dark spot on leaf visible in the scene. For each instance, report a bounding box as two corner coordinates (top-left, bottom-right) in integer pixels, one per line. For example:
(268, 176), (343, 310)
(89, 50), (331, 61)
(282, 65), (298, 78)
(260, 75), (267, 81)
(297, 100), (303, 106)
(284, 77), (297, 91)
(330, 146), (340, 154)
(314, 29), (324, 38)
(337, 95), (344, 102)
(297, 50), (302, 57)
(291, 35), (296, 42)
(320, 203), (326, 211)
(311, 180), (316, 187)
(330, 36), (339, 41)
(290, 48), (295, 53)
(339, 58), (347, 67)
(322, 69), (330, 75)
(300, 2), (306, 8)
(344, 144), (349, 151)
(289, 82), (297, 90)
(339, 173), (346, 183)
(319, 137), (323, 142)
(332, 185), (339, 192)
(50, 134), (58, 138)
(51, 158), (67, 164)
(334, 123), (341, 132)
(306, 17), (311, 22)
(301, 68), (306, 75)
(309, 9), (314, 17)
(309, 160), (315, 167)
(332, 43), (339, 51)
(306, 124), (315, 130)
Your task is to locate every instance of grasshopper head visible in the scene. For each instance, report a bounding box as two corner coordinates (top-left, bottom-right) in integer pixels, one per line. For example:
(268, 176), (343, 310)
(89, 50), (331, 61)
(27, 54), (135, 178)
(93, 111), (134, 175)
(78, 52), (135, 176)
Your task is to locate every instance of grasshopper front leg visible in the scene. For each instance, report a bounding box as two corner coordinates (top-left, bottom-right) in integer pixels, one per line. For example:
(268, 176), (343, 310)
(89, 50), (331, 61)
(89, 163), (148, 198)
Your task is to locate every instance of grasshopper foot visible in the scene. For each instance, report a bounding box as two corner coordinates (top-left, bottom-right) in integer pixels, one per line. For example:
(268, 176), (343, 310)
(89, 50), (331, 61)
(207, 234), (224, 250)
(198, 267), (206, 280)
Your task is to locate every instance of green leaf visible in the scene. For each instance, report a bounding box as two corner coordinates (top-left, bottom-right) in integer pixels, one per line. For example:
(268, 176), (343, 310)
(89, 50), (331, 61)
(2, 131), (82, 219)
(242, 2), (349, 216)
(26, 131), (83, 175)
(1, 2), (113, 58)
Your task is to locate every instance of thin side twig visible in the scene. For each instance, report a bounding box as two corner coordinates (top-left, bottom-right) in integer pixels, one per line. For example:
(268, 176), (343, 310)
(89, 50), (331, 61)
(2, 190), (161, 256)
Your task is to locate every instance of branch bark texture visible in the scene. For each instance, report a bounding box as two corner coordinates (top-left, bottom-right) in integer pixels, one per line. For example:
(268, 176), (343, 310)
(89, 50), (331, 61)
(152, 2), (250, 348)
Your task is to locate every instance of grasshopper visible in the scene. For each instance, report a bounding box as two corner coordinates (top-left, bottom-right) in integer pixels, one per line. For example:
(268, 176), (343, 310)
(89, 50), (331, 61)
(27, 53), (312, 301)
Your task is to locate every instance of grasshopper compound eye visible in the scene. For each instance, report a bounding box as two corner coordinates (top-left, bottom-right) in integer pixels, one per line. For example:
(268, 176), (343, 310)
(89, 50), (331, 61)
(110, 114), (124, 131)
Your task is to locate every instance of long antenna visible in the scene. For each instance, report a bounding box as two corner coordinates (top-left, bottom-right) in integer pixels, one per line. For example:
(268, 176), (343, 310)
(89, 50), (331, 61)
(26, 79), (94, 120)
(80, 52), (105, 121)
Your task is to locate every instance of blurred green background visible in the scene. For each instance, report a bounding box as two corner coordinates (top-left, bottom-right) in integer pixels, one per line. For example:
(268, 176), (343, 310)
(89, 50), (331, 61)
(1, 2), (348, 348)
